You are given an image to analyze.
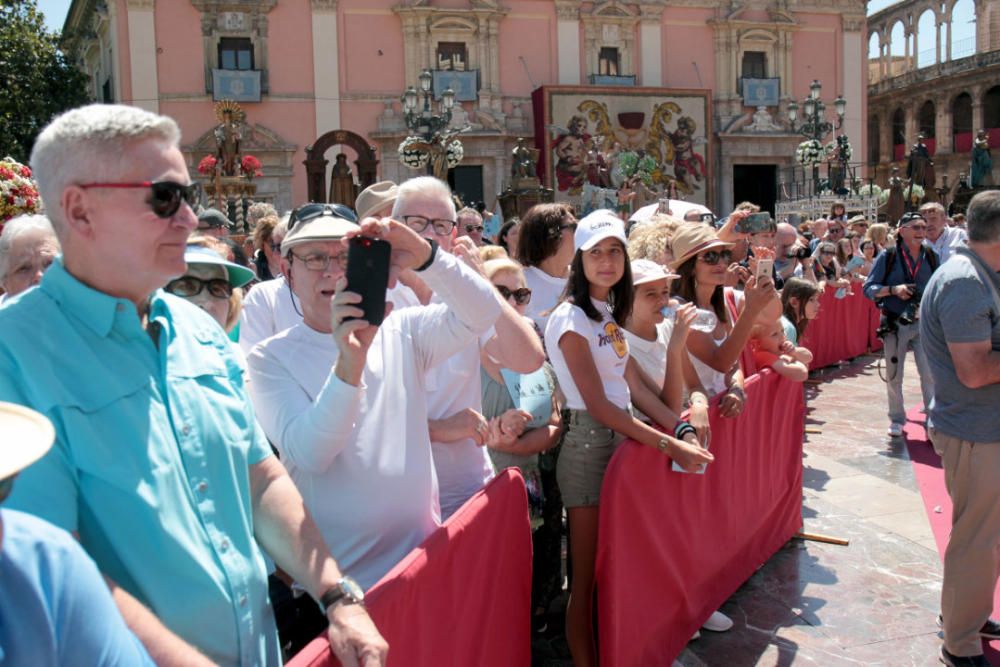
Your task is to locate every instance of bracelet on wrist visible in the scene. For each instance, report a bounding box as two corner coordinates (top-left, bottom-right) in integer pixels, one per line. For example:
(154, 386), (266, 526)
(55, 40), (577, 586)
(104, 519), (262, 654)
(673, 421), (696, 441)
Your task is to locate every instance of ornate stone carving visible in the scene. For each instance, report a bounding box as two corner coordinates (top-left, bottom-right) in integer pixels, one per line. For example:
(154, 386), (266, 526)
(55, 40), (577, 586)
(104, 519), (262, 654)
(841, 13), (865, 32)
(554, 1), (580, 21)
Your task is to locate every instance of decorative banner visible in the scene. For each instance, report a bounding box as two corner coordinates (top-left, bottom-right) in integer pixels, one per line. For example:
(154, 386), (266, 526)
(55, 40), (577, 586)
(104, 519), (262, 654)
(212, 69), (262, 102)
(742, 78), (780, 107)
(433, 70), (479, 102)
(532, 86), (713, 209)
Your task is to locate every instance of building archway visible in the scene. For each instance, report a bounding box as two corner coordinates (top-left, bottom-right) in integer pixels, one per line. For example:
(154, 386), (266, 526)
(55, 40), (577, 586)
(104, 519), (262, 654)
(304, 130), (379, 206)
(952, 92), (973, 151)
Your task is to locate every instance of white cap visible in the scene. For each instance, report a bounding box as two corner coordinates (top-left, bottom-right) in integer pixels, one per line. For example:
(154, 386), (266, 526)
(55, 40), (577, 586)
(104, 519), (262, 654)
(575, 209), (627, 252)
(0, 402), (55, 480)
(631, 259), (679, 285)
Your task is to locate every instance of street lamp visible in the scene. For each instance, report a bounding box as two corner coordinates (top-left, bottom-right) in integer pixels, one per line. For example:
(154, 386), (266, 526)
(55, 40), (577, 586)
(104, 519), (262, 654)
(787, 79), (848, 193)
(398, 69), (466, 179)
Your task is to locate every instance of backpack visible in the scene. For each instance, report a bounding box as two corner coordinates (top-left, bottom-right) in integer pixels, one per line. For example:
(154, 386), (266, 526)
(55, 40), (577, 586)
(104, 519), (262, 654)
(880, 243), (939, 285)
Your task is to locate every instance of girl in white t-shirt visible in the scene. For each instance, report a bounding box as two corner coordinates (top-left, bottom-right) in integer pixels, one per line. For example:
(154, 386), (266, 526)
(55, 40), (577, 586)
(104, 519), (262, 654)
(544, 211), (713, 667)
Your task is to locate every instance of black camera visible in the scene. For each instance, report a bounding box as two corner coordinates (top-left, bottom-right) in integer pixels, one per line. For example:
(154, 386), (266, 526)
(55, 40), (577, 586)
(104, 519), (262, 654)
(896, 284), (921, 326)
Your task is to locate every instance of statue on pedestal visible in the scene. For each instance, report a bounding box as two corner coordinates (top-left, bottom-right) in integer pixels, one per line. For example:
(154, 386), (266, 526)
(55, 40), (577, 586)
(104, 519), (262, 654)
(213, 100), (246, 178)
(510, 137), (540, 189)
(971, 130), (993, 188)
(329, 153), (358, 208)
(906, 133), (933, 188)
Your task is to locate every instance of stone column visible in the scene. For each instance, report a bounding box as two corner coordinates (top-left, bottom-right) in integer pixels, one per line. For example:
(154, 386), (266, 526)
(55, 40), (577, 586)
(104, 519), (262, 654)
(311, 0), (340, 138)
(555, 2), (580, 84)
(126, 0), (158, 113)
(936, 94), (953, 155)
(946, 18), (952, 61)
(639, 8), (662, 87)
(842, 15), (865, 167)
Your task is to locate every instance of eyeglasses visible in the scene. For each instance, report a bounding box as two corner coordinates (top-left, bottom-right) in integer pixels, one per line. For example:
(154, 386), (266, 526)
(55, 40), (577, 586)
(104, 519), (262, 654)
(290, 250), (349, 272)
(464, 224), (484, 233)
(288, 203), (358, 232)
(401, 215), (457, 236)
(78, 181), (202, 218)
(0, 475), (14, 504)
(904, 224), (928, 231)
(697, 249), (733, 266)
(827, 226), (844, 234)
(495, 285), (532, 305)
(268, 241), (281, 253)
(165, 276), (233, 299)
(820, 250), (836, 256)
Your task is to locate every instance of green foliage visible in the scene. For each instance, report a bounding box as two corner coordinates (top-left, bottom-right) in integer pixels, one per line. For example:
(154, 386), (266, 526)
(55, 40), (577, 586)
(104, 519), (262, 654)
(0, 1), (91, 163)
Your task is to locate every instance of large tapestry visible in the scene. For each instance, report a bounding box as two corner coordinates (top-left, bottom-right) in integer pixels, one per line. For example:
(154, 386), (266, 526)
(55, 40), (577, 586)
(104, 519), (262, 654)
(532, 86), (713, 209)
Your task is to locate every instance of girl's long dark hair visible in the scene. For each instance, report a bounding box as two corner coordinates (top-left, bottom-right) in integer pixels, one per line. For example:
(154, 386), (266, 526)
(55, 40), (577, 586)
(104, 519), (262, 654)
(560, 243), (633, 324)
(673, 255), (728, 324)
(781, 277), (822, 340)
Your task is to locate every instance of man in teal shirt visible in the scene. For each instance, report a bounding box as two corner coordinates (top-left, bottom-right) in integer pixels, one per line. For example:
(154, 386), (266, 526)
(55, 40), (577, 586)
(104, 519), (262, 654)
(0, 105), (388, 666)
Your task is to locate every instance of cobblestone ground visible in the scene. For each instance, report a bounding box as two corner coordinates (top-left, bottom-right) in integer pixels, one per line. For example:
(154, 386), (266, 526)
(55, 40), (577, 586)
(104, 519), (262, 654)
(533, 353), (941, 666)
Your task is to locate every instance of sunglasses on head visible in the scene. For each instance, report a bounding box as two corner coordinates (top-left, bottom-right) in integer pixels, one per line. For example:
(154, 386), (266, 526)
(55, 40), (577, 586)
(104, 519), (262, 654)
(697, 249), (733, 265)
(899, 212), (926, 227)
(288, 203), (358, 231)
(495, 285), (532, 305)
(79, 181), (202, 219)
(165, 276), (233, 299)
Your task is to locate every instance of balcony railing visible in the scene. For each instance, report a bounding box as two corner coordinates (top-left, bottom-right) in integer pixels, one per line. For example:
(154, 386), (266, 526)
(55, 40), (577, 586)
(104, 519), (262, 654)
(588, 74), (636, 86)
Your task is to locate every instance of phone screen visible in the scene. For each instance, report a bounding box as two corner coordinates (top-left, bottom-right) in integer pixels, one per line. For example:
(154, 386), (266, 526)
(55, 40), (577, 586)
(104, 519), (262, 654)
(736, 213), (775, 235)
(755, 258), (774, 282)
(345, 236), (391, 326)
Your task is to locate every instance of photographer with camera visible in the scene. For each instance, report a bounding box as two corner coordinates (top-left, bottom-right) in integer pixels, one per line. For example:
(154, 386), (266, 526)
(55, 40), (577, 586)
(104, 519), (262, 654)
(863, 212), (939, 438)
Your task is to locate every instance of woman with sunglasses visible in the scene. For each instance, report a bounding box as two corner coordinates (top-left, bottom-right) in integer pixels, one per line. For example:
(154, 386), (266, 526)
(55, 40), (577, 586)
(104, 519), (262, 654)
(164, 235), (255, 362)
(671, 224), (779, 415)
(479, 258), (564, 632)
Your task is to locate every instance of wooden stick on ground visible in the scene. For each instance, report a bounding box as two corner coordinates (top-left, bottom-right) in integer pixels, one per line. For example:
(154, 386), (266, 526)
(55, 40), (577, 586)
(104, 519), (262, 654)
(795, 530), (850, 546)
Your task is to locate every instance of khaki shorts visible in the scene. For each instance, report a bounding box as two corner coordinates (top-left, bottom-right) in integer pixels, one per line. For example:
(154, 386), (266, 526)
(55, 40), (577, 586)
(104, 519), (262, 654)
(556, 409), (625, 508)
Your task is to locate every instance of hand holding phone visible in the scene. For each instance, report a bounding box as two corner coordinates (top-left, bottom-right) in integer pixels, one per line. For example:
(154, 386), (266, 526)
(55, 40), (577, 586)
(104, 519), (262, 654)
(735, 212), (776, 235)
(754, 258), (774, 283)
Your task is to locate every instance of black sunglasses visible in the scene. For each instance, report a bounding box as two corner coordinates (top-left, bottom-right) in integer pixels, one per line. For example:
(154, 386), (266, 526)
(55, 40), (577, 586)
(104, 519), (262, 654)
(899, 212), (926, 226)
(464, 224), (484, 233)
(698, 249), (733, 266)
(288, 203), (358, 232)
(79, 181), (202, 219)
(165, 276), (233, 299)
(495, 285), (532, 305)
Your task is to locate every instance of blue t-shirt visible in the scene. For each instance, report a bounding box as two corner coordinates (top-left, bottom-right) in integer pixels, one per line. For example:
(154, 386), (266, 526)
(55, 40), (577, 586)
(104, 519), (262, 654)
(920, 247), (1000, 442)
(0, 509), (153, 666)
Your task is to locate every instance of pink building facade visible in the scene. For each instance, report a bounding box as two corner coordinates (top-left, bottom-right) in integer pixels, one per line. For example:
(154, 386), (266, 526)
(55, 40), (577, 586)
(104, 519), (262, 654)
(63, 0), (867, 215)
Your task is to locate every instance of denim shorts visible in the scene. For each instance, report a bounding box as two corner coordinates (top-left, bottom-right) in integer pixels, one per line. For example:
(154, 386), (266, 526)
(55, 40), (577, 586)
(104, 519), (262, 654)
(556, 409), (625, 508)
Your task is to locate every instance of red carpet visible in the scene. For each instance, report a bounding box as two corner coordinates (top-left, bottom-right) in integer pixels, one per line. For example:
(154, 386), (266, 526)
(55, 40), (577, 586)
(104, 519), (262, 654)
(903, 405), (1000, 659)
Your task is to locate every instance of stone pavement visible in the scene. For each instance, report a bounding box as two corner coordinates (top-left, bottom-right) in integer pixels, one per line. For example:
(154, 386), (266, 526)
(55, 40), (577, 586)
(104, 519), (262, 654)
(680, 353), (943, 667)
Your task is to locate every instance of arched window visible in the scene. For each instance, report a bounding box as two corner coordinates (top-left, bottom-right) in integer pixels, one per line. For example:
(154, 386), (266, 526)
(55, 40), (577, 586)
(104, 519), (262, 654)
(918, 100), (936, 155)
(951, 0), (976, 60)
(868, 32), (881, 83)
(916, 10), (937, 69)
(868, 115), (881, 163)
(952, 92), (973, 151)
(892, 107), (906, 160)
(889, 21), (906, 76)
(984, 86), (1000, 131)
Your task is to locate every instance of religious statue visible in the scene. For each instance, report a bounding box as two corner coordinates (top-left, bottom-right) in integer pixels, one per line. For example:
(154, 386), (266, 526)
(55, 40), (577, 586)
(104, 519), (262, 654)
(906, 133), (933, 188)
(511, 138), (537, 180)
(213, 101), (247, 178)
(328, 153), (358, 208)
(971, 130), (993, 188)
(886, 166), (905, 224)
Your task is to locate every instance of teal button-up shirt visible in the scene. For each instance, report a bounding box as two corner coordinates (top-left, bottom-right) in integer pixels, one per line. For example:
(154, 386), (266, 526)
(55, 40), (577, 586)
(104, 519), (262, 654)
(0, 259), (279, 666)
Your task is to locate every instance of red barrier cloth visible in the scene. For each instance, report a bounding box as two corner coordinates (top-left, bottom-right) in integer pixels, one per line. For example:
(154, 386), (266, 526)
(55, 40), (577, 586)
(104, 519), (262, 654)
(288, 469), (533, 667)
(800, 282), (877, 368)
(596, 370), (805, 666)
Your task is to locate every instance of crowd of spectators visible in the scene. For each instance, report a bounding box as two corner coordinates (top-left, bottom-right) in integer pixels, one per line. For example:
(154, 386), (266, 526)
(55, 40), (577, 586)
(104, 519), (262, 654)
(0, 102), (981, 667)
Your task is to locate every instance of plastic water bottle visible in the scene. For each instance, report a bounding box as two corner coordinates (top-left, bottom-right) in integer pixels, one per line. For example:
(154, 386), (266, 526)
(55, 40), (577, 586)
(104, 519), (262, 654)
(667, 299), (718, 333)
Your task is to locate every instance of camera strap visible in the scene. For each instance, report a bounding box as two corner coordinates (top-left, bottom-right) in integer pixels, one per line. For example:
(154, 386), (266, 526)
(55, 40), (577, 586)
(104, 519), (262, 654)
(899, 245), (922, 283)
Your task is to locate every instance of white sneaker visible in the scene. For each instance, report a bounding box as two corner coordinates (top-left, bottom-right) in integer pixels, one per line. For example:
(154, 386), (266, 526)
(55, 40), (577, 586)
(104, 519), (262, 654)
(887, 423), (904, 437)
(702, 610), (734, 632)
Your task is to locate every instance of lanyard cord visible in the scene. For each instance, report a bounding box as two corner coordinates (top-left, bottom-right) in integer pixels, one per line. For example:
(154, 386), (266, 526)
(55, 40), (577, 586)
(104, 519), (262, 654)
(899, 245), (923, 283)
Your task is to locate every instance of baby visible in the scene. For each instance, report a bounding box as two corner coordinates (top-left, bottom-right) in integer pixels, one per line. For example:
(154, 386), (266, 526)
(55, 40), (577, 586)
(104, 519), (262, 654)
(749, 318), (811, 382)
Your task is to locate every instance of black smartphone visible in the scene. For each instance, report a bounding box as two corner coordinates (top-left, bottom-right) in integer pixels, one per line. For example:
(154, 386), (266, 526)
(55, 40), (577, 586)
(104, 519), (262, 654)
(345, 236), (391, 326)
(735, 212), (776, 235)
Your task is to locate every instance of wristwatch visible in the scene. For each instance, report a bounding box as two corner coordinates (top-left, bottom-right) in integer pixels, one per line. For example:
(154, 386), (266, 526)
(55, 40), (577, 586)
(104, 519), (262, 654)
(319, 576), (365, 612)
(414, 238), (439, 272)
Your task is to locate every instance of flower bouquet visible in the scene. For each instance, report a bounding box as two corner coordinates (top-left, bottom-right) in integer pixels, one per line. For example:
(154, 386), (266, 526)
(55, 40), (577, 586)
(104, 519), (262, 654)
(906, 183), (925, 204)
(240, 155), (263, 179)
(795, 140), (824, 167)
(197, 155), (218, 175)
(398, 137), (429, 170)
(445, 140), (464, 169)
(0, 157), (41, 224)
(857, 183), (882, 199)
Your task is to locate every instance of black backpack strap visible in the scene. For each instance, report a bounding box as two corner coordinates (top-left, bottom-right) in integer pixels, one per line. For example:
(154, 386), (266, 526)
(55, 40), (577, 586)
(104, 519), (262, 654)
(880, 245), (897, 286)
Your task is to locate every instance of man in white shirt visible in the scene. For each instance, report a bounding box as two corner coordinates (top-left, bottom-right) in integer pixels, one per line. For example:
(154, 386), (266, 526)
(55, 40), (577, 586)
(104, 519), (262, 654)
(239, 214), (301, 353)
(247, 201), (502, 589)
(390, 177), (545, 519)
(922, 202), (968, 264)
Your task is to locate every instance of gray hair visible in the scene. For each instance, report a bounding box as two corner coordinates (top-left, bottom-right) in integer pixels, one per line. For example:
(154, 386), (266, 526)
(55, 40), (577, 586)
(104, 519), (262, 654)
(391, 176), (456, 220)
(30, 104), (182, 233)
(247, 201), (278, 228)
(0, 214), (58, 279)
(966, 191), (1000, 244)
(919, 201), (946, 215)
(273, 212), (290, 242)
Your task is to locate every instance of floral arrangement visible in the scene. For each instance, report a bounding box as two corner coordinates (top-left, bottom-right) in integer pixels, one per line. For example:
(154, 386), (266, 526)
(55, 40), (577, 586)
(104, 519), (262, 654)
(857, 183), (882, 199)
(240, 155), (263, 179)
(0, 157), (41, 223)
(611, 151), (657, 187)
(906, 183), (925, 204)
(445, 140), (464, 169)
(795, 139), (824, 167)
(824, 138), (853, 162)
(197, 155), (218, 175)
(398, 137), (429, 170)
